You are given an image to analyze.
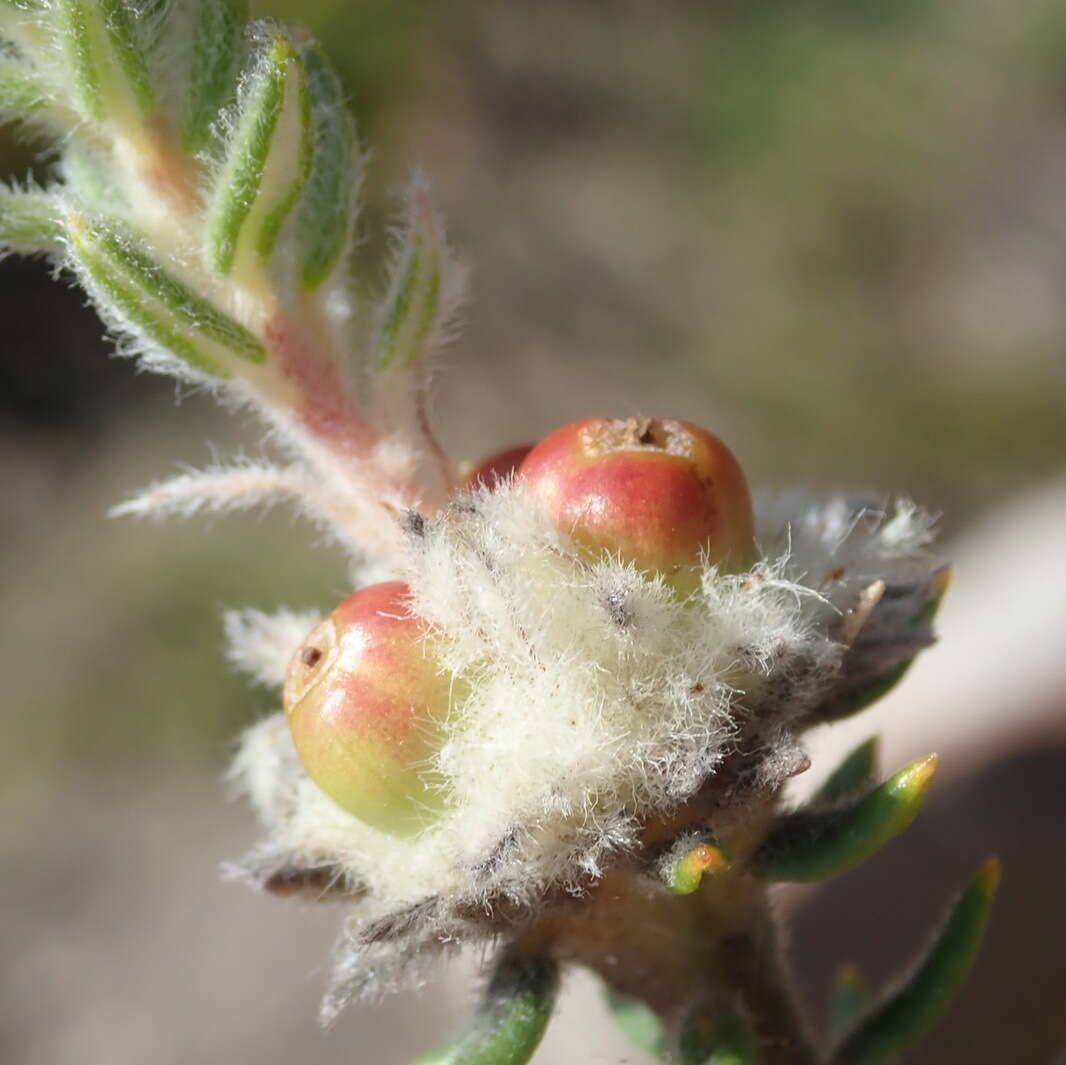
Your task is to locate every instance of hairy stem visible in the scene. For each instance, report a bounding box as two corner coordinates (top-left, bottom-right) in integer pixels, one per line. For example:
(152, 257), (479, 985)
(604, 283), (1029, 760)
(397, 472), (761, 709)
(720, 897), (822, 1065)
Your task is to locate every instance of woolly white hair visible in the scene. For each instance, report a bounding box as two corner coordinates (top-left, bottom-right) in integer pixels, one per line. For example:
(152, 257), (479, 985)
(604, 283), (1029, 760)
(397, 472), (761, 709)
(229, 485), (937, 974)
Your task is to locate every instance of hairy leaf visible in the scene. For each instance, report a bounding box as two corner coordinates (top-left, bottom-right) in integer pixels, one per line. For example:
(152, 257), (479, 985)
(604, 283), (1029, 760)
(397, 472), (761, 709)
(183, 0), (247, 151)
(205, 32), (310, 276)
(0, 186), (63, 252)
(297, 39), (358, 289)
(372, 175), (462, 373)
(411, 953), (557, 1065)
(55, 0), (102, 118)
(98, 0), (154, 115)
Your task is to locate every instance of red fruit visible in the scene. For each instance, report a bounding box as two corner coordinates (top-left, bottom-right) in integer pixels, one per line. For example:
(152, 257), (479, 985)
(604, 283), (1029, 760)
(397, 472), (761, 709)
(282, 581), (452, 836)
(463, 444), (533, 490)
(518, 416), (754, 592)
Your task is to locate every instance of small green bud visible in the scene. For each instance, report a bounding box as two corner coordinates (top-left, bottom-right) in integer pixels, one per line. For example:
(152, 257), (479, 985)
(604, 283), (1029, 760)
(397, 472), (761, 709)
(666, 840), (731, 895)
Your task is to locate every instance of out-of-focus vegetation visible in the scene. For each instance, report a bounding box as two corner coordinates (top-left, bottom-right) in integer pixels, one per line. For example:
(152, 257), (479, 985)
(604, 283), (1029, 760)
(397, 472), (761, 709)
(2, 3), (1064, 1062)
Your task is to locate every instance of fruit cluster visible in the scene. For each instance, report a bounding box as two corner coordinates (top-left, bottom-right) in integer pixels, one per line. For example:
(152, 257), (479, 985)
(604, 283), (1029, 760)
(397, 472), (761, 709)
(283, 415), (754, 834)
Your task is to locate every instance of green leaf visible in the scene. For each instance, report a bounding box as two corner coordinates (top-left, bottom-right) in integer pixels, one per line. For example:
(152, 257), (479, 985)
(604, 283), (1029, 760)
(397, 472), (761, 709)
(183, 0), (248, 152)
(373, 177), (453, 373)
(254, 58), (311, 262)
(827, 964), (870, 1044)
(205, 32), (310, 276)
(604, 987), (666, 1060)
(54, 0), (156, 122)
(813, 737), (880, 806)
(297, 39), (358, 289)
(823, 660), (914, 723)
(410, 953), (557, 1065)
(87, 221), (265, 361)
(753, 754), (938, 882)
(55, 0), (103, 119)
(833, 859), (1000, 1064)
(68, 213), (269, 375)
(98, 0), (154, 114)
(0, 187), (64, 253)
(74, 241), (226, 376)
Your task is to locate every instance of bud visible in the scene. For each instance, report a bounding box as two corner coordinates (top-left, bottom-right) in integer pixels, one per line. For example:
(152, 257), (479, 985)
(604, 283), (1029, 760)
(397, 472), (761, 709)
(463, 444), (533, 490)
(518, 416), (754, 593)
(282, 581), (452, 836)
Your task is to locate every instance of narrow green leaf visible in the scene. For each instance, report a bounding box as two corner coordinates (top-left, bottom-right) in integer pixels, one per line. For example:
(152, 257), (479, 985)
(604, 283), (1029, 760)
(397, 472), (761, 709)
(183, 0), (248, 152)
(74, 243), (226, 376)
(411, 953), (557, 1065)
(753, 754), (938, 882)
(297, 39), (357, 289)
(254, 46), (311, 261)
(824, 660), (914, 723)
(373, 178), (450, 372)
(55, 0), (103, 118)
(604, 988), (666, 1061)
(0, 187), (64, 253)
(88, 221), (265, 361)
(205, 33), (307, 276)
(813, 738), (880, 806)
(98, 0), (154, 114)
(68, 214), (257, 376)
(834, 859), (1000, 1065)
(827, 964), (870, 1044)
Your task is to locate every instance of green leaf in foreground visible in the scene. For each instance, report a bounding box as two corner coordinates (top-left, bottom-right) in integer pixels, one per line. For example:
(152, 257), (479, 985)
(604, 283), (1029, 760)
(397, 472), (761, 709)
(833, 858), (1000, 1064)
(411, 953), (558, 1065)
(753, 754), (938, 882)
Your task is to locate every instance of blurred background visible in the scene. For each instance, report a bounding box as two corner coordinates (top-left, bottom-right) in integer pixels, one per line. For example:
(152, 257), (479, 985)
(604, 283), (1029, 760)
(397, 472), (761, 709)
(2, 1), (1065, 1062)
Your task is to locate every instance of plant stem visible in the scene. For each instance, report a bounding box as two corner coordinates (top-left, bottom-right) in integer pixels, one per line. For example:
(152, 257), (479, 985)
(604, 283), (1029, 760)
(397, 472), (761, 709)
(719, 895), (823, 1065)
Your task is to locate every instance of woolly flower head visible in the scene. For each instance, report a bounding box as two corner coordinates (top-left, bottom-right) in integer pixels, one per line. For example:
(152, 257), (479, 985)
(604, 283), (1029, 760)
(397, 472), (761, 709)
(228, 481), (943, 1016)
